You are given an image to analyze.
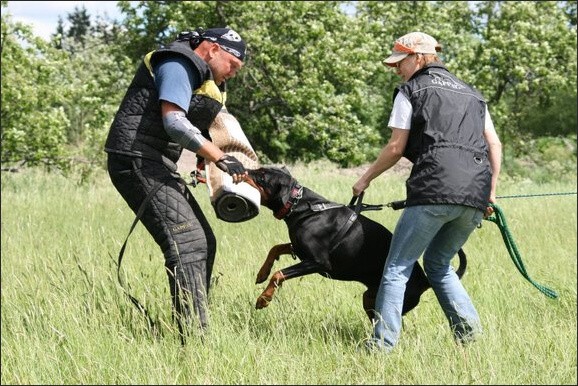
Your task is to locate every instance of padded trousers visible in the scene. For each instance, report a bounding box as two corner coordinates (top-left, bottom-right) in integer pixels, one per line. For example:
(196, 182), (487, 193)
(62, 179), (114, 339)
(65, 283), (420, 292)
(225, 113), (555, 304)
(107, 153), (216, 331)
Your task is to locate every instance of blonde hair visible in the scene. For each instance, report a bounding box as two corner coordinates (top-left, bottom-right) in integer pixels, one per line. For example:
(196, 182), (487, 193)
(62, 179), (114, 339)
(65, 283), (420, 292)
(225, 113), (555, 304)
(422, 53), (443, 65)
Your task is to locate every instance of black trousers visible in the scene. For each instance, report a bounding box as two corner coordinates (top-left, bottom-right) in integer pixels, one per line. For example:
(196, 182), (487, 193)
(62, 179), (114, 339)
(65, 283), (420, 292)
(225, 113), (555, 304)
(107, 153), (216, 330)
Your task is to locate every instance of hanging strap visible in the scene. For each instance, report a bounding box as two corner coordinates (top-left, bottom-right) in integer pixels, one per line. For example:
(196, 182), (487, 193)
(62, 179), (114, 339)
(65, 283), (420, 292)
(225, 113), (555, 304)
(485, 203), (558, 299)
(116, 179), (169, 333)
(327, 195), (360, 254)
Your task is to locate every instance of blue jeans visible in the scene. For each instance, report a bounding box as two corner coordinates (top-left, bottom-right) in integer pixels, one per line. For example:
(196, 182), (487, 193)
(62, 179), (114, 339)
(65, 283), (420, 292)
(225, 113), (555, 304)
(369, 204), (483, 351)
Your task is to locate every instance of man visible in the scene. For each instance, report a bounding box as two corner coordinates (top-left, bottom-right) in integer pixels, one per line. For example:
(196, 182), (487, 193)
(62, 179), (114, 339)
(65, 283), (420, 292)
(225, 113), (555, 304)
(105, 27), (248, 335)
(353, 31), (502, 352)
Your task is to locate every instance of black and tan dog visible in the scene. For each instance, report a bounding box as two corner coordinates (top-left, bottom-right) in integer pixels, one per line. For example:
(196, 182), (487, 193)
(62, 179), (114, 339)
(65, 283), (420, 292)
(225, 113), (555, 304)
(245, 166), (467, 321)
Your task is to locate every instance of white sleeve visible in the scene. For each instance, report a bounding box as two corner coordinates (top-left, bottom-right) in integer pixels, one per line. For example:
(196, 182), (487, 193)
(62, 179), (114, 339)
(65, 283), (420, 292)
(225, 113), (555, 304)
(388, 92), (412, 130)
(484, 105), (496, 133)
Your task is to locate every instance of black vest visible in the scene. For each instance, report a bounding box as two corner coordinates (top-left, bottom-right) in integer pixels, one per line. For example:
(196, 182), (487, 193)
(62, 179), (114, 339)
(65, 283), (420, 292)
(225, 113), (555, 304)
(104, 40), (225, 166)
(395, 64), (492, 211)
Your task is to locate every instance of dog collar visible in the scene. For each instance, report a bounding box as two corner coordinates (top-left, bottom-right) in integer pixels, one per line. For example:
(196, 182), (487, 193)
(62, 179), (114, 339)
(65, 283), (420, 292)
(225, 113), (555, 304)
(274, 184), (303, 220)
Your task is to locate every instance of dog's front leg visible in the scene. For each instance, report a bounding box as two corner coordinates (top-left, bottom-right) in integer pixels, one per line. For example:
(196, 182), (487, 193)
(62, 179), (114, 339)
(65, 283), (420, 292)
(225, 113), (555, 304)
(256, 243), (293, 284)
(256, 271), (286, 309)
(255, 259), (323, 310)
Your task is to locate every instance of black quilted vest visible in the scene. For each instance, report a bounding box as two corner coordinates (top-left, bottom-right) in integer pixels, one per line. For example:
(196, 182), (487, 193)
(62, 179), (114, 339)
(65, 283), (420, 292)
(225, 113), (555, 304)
(395, 64), (492, 211)
(104, 40), (225, 166)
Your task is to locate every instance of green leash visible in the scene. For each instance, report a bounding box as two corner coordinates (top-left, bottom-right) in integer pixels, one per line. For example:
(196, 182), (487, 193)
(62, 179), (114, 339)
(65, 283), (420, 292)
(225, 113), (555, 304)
(484, 203), (559, 299)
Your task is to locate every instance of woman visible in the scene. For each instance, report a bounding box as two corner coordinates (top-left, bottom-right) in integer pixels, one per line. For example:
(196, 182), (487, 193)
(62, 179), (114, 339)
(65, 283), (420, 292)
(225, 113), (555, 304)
(353, 31), (502, 353)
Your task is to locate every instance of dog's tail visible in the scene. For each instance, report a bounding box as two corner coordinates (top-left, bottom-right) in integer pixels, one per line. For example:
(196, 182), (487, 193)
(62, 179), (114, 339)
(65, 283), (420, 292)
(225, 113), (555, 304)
(455, 248), (467, 278)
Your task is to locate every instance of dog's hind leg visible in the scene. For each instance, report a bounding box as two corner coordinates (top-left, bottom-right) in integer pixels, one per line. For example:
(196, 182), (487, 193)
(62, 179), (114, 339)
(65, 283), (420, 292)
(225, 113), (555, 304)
(255, 259), (322, 309)
(256, 243), (293, 284)
(402, 262), (431, 315)
(363, 289), (377, 322)
(455, 248), (467, 278)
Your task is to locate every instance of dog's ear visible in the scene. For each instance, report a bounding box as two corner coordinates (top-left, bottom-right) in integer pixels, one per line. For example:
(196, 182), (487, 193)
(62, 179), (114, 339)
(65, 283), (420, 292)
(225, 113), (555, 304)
(270, 164), (291, 175)
(261, 164), (292, 177)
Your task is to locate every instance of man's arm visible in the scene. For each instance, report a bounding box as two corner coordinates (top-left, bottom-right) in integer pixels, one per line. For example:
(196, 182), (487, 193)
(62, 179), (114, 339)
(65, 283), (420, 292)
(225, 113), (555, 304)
(161, 101), (247, 181)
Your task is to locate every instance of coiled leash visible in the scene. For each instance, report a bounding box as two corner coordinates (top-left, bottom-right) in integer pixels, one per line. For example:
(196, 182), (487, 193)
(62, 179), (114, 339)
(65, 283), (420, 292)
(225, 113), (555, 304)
(385, 193), (578, 300)
(485, 203), (558, 299)
(479, 191), (574, 299)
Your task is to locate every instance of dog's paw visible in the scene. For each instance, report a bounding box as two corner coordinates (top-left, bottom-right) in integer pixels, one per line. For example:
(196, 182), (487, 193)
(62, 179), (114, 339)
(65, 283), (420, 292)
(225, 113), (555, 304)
(255, 295), (272, 309)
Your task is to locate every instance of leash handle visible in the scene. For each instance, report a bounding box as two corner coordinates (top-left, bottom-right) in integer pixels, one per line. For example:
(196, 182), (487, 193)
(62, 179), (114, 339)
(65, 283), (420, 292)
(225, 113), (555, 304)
(348, 192), (365, 215)
(348, 192), (385, 214)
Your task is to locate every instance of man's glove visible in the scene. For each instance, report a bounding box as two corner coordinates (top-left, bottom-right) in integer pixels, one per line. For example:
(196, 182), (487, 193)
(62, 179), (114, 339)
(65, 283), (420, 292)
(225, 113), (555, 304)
(215, 154), (246, 176)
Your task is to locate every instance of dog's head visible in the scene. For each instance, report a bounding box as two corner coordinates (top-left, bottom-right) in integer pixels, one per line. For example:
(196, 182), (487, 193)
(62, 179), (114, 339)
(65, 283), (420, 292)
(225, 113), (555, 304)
(246, 166), (297, 212)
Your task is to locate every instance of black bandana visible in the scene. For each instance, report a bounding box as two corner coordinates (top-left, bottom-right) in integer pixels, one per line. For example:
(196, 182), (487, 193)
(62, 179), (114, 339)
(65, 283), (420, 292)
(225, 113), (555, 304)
(202, 27), (247, 61)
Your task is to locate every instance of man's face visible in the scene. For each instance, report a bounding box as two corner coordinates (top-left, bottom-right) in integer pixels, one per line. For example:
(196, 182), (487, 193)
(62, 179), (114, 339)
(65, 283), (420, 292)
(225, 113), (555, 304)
(208, 43), (244, 85)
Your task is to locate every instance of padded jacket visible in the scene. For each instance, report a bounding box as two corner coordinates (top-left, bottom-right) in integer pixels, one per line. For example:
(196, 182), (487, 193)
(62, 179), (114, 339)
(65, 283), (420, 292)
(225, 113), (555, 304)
(395, 63), (492, 211)
(104, 40), (226, 167)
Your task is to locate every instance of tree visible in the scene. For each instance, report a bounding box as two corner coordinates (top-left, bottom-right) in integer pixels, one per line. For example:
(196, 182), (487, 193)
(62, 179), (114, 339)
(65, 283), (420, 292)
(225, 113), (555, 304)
(1, 9), (70, 170)
(67, 5), (91, 45)
(226, 1), (386, 166)
(51, 5), (92, 50)
(1, 2), (133, 177)
(471, 1), (577, 162)
(1, 0), (575, 176)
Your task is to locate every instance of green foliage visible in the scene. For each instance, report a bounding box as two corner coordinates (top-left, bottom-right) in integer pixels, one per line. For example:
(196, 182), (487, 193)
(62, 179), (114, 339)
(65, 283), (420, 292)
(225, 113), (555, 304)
(65, 5), (91, 46)
(1, 3), (133, 179)
(517, 85), (577, 138)
(471, 1), (577, 144)
(202, 1), (386, 166)
(115, 0), (223, 65)
(54, 35), (133, 177)
(1, 1), (576, 175)
(502, 135), (577, 184)
(1, 14), (70, 170)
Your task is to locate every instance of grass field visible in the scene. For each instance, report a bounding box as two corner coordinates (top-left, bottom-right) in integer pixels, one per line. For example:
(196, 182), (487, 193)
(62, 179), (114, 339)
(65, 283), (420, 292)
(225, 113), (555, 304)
(1, 162), (576, 385)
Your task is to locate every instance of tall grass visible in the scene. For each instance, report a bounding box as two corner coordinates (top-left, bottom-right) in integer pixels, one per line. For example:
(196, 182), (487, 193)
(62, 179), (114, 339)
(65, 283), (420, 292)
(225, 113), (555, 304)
(2, 163), (576, 385)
